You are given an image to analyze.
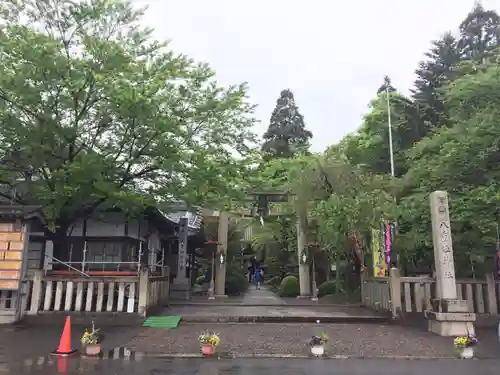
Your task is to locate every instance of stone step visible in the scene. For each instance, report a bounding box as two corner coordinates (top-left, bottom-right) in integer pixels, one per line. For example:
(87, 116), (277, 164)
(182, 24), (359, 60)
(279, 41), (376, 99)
(179, 314), (389, 324)
(166, 301), (363, 307)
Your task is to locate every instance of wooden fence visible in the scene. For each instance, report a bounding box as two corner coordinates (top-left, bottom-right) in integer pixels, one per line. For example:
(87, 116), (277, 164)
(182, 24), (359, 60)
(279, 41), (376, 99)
(362, 269), (500, 317)
(26, 268), (170, 317)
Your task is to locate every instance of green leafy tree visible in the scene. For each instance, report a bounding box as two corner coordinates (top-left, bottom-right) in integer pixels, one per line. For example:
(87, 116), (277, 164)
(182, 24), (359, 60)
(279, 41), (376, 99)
(344, 89), (422, 177)
(0, 0), (257, 251)
(397, 51), (500, 275)
(262, 89), (312, 160)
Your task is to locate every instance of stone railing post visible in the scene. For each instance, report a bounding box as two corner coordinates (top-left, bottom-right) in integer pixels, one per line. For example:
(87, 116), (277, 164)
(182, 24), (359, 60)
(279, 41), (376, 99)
(137, 269), (149, 317)
(485, 273), (498, 315)
(388, 267), (402, 319)
(28, 270), (43, 315)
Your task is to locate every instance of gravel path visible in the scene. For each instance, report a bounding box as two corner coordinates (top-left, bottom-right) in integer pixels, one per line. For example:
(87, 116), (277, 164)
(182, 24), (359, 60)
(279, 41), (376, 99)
(125, 323), (468, 358)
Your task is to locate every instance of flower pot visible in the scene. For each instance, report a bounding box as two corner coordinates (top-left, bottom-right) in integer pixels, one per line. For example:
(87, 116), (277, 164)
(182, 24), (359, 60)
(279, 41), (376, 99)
(311, 345), (324, 357)
(459, 346), (474, 359)
(201, 344), (215, 356)
(83, 343), (101, 356)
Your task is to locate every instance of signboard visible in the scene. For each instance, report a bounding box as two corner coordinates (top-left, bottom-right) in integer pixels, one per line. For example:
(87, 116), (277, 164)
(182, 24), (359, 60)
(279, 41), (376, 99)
(0, 223), (26, 290)
(372, 228), (387, 277)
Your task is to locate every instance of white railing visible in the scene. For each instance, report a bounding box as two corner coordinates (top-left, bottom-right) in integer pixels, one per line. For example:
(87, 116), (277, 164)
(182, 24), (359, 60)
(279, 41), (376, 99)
(147, 275), (170, 309)
(27, 267), (170, 317)
(361, 270), (500, 317)
(399, 275), (499, 315)
(361, 276), (391, 311)
(30, 275), (139, 313)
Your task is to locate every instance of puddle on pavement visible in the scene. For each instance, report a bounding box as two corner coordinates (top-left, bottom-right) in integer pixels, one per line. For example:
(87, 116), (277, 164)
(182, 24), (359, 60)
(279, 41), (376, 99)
(0, 347), (144, 374)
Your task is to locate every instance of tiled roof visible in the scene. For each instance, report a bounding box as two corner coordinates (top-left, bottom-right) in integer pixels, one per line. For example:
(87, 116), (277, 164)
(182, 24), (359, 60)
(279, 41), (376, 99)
(159, 207), (203, 232)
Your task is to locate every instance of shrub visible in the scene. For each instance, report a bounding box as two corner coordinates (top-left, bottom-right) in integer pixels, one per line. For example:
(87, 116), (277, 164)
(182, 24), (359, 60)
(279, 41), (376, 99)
(225, 264), (249, 295)
(278, 275), (299, 297)
(266, 275), (282, 287)
(317, 280), (337, 298)
(195, 274), (206, 285)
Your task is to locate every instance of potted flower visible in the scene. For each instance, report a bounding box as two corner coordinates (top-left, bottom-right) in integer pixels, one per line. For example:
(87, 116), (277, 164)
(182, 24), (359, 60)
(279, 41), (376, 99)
(454, 334), (478, 359)
(198, 331), (220, 356)
(81, 321), (101, 356)
(309, 332), (328, 356)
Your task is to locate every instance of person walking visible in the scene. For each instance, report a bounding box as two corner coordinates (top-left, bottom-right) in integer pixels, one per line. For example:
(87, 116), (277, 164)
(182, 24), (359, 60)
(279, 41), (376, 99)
(253, 266), (263, 290)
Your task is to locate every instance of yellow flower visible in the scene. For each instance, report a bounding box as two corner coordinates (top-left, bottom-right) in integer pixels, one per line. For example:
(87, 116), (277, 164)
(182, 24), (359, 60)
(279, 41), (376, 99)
(454, 336), (469, 347)
(81, 331), (89, 345)
(198, 331), (220, 347)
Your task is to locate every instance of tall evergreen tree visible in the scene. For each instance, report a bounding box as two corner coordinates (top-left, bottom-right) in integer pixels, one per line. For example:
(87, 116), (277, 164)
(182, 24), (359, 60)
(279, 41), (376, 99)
(411, 33), (459, 129)
(458, 2), (500, 62)
(376, 75), (396, 95)
(262, 89), (313, 160)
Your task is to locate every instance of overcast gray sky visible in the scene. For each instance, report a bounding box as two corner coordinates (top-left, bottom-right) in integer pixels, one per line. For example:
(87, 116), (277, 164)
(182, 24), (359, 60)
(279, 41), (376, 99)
(136, 0), (499, 152)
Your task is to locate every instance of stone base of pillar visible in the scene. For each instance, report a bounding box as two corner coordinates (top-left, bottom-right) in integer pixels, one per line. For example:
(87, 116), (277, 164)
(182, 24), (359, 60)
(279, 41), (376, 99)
(215, 294), (228, 298)
(170, 281), (191, 300)
(427, 299), (476, 336)
(428, 319), (475, 337)
(298, 264), (310, 297)
(296, 295), (311, 299)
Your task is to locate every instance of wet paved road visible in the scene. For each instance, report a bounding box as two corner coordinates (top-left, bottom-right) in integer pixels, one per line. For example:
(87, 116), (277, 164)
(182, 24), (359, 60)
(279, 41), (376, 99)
(2, 357), (500, 375)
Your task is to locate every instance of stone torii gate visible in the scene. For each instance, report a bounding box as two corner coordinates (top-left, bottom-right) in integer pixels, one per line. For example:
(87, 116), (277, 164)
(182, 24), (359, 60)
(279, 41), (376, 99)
(202, 191), (313, 298)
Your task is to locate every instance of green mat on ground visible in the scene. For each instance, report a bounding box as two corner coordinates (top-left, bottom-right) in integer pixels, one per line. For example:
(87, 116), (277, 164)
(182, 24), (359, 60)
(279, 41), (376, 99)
(143, 315), (181, 328)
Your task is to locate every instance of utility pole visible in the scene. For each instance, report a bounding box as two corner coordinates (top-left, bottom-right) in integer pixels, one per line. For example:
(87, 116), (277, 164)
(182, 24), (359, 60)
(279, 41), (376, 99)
(386, 84), (398, 270)
(385, 85), (395, 178)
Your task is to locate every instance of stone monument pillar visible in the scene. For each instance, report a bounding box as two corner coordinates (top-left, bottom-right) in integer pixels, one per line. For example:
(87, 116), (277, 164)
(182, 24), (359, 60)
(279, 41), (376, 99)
(427, 191), (475, 336)
(170, 217), (191, 299)
(214, 211), (229, 298)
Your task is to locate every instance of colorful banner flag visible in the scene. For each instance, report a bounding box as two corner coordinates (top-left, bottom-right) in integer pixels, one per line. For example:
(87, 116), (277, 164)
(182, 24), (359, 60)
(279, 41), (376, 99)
(372, 228), (387, 277)
(384, 221), (393, 269)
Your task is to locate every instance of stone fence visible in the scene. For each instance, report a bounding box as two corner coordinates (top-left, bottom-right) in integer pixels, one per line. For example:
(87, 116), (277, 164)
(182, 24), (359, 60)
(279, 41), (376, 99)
(362, 269), (500, 319)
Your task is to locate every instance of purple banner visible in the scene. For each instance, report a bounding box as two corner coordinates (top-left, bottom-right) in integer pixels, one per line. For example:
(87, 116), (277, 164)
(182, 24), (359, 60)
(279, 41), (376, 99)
(384, 221), (392, 268)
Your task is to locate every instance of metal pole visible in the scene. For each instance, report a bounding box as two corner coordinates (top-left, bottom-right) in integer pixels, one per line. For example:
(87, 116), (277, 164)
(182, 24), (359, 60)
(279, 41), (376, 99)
(82, 241), (87, 272)
(386, 86), (395, 178)
(386, 86), (399, 270)
(137, 241), (143, 273)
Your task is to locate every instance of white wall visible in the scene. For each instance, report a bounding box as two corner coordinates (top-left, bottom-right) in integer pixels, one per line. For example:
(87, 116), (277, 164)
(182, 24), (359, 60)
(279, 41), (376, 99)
(70, 213), (126, 237)
(127, 217), (150, 240)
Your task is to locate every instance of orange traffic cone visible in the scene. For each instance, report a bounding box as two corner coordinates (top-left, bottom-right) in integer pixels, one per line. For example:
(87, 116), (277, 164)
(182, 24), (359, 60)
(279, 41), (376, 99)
(51, 316), (77, 356)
